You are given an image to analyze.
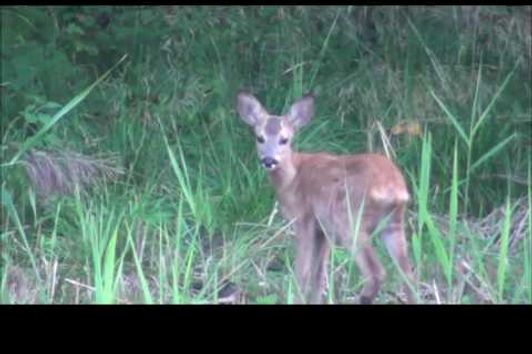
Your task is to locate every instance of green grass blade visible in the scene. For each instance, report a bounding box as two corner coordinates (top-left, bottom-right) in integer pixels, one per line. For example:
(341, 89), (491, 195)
(126, 223), (154, 304)
(527, 159), (532, 303)
(309, 9), (340, 88)
(5, 54), (128, 166)
(496, 198), (512, 303)
(429, 89), (469, 146)
(159, 117), (198, 220)
(470, 57), (483, 128)
(471, 61), (519, 138)
(102, 226), (120, 303)
(470, 133), (516, 173)
(1, 183), (42, 284)
(447, 140), (459, 296)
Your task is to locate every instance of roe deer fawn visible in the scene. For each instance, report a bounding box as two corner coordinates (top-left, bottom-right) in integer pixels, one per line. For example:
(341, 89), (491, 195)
(236, 91), (416, 304)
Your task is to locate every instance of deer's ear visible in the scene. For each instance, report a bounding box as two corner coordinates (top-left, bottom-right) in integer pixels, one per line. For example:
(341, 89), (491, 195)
(237, 91), (267, 127)
(287, 93), (314, 130)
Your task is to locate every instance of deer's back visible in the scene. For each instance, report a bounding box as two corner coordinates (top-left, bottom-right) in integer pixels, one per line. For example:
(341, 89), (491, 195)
(287, 152), (409, 224)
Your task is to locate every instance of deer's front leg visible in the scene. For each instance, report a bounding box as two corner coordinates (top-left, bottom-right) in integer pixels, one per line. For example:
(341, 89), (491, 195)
(309, 228), (330, 304)
(294, 218), (318, 304)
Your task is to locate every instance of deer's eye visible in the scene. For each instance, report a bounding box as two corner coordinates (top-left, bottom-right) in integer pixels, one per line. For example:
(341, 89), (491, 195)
(279, 137), (289, 145)
(256, 135), (265, 144)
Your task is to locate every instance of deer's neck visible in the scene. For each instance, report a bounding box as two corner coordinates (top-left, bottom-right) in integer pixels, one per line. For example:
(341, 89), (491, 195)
(268, 152), (305, 220)
(269, 152), (300, 192)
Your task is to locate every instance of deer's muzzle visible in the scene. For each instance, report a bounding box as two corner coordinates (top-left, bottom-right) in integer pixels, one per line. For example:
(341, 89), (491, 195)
(261, 157), (278, 170)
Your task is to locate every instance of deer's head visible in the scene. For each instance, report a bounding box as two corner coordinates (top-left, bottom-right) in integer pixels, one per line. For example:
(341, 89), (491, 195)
(236, 91), (314, 170)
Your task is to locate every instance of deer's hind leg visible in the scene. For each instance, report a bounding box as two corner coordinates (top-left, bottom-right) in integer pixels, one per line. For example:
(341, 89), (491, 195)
(380, 206), (416, 304)
(354, 242), (386, 304)
(338, 223), (386, 304)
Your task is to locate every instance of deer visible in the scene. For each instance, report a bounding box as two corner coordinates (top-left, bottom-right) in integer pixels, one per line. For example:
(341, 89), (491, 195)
(236, 91), (416, 304)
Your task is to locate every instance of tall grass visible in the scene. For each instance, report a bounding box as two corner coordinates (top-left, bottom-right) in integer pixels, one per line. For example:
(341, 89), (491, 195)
(1, 6), (530, 304)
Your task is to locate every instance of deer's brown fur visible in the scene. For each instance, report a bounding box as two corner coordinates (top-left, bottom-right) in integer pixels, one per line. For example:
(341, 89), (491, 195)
(237, 91), (415, 304)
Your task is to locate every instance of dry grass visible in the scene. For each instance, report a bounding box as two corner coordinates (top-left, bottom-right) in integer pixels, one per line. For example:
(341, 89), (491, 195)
(23, 149), (124, 200)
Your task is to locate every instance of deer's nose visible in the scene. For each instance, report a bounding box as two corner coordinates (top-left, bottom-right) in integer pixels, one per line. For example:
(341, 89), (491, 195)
(261, 157), (278, 170)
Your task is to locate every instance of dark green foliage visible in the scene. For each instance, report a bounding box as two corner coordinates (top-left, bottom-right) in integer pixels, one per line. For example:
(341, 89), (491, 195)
(1, 6), (530, 304)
